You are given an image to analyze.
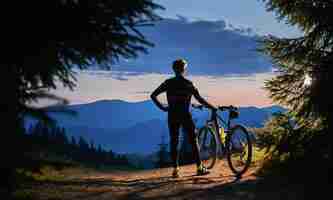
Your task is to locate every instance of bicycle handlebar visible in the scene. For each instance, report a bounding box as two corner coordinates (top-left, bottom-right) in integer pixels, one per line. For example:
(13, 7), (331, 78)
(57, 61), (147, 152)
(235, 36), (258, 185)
(219, 105), (238, 111)
(160, 103), (238, 112)
(192, 104), (238, 111)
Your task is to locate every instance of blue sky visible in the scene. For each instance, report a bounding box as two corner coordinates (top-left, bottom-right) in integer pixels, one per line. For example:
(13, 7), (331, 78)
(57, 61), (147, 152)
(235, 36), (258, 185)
(155, 0), (301, 37)
(49, 0), (299, 107)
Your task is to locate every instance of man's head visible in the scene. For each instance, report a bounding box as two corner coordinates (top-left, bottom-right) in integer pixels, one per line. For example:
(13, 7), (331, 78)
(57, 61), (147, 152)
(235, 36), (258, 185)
(172, 59), (188, 76)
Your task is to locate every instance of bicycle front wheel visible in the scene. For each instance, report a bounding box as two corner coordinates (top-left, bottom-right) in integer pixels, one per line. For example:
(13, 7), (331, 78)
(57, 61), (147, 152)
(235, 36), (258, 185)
(226, 125), (252, 177)
(198, 126), (218, 169)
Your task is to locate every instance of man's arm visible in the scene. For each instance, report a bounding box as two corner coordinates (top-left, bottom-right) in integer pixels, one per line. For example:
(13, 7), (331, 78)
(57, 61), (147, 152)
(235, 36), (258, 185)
(150, 81), (168, 112)
(192, 86), (217, 110)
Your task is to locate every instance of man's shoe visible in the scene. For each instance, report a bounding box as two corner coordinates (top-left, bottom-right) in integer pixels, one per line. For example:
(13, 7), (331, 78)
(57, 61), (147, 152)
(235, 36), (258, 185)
(172, 167), (180, 178)
(197, 165), (210, 176)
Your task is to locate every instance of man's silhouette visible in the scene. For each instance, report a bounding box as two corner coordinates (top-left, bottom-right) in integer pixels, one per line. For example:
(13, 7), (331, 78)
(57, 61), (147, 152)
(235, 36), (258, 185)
(151, 59), (217, 177)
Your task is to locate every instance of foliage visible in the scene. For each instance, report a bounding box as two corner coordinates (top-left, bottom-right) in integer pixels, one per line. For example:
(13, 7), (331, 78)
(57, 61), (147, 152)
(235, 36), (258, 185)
(257, 1), (332, 187)
(253, 112), (330, 198)
(1, 1), (162, 194)
(258, 0), (331, 181)
(2, 0), (163, 124)
(254, 112), (315, 160)
(260, 0), (331, 124)
(155, 136), (170, 168)
(23, 121), (131, 168)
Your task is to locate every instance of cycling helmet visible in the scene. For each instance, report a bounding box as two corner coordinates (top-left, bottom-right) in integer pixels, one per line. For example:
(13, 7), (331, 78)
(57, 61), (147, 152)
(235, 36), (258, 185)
(172, 59), (187, 74)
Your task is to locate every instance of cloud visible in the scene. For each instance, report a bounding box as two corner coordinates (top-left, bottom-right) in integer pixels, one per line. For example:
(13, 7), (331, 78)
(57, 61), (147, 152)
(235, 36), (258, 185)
(78, 70), (146, 81)
(134, 91), (152, 94)
(109, 18), (272, 75)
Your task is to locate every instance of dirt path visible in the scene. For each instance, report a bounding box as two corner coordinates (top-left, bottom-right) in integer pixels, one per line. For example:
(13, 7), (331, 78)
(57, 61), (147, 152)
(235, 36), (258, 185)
(24, 160), (262, 200)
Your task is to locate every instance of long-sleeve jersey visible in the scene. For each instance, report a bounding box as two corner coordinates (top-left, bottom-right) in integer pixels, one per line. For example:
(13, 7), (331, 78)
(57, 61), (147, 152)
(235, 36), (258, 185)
(151, 76), (215, 114)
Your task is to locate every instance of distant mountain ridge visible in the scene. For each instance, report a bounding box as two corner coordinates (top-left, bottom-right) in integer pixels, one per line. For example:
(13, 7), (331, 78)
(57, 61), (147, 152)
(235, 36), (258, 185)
(26, 100), (285, 155)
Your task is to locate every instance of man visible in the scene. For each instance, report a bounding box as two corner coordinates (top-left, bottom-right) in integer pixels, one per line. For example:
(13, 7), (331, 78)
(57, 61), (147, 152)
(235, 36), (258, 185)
(151, 59), (217, 178)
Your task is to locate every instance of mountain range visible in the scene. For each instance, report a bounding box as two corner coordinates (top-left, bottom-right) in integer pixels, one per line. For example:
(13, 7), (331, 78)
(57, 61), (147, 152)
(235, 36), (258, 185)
(26, 100), (285, 155)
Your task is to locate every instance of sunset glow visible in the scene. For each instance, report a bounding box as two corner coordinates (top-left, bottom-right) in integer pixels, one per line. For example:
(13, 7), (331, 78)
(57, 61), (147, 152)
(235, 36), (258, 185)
(50, 70), (274, 108)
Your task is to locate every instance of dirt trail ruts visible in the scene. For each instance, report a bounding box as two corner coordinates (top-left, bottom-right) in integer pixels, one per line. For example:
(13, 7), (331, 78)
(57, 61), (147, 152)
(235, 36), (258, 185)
(26, 160), (261, 200)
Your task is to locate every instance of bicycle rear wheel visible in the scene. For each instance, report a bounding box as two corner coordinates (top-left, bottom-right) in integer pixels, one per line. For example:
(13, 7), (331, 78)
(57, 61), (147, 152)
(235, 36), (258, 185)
(226, 125), (252, 177)
(198, 126), (218, 169)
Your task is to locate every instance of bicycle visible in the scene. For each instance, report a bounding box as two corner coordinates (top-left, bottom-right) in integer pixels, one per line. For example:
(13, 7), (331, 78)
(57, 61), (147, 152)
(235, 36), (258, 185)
(192, 104), (253, 177)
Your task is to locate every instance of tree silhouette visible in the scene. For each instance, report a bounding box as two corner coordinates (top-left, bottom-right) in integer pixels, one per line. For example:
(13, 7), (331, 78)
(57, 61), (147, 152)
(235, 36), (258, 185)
(155, 135), (170, 168)
(3, 0), (163, 126)
(25, 122), (133, 168)
(261, 0), (330, 126)
(1, 0), (163, 195)
(71, 136), (77, 146)
(260, 0), (331, 196)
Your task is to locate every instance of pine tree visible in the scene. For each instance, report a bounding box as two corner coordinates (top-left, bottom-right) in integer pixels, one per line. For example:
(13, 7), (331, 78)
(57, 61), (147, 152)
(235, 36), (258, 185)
(260, 0), (331, 195)
(260, 0), (330, 125)
(155, 135), (169, 168)
(89, 140), (97, 155)
(60, 128), (69, 145)
(2, 0), (163, 124)
(77, 136), (89, 162)
(107, 150), (115, 164)
(71, 136), (77, 146)
(260, 0), (331, 162)
(260, 1), (331, 140)
(78, 137), (89, 151)
(1, 1), (163, 194)
(97, 144), (103, 155)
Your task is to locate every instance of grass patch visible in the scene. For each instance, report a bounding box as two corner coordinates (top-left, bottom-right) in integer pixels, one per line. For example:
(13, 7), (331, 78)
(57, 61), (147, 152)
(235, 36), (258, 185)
(16, 162), (144, 184)
(16, 165), (85, 182)
(12, 190), (35, 200)
(251, 146), (268, 164)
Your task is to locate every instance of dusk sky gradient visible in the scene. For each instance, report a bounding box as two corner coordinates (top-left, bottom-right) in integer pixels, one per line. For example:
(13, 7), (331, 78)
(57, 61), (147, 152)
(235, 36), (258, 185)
(49, 0), (301, 108)
(49, 71), (274, 108)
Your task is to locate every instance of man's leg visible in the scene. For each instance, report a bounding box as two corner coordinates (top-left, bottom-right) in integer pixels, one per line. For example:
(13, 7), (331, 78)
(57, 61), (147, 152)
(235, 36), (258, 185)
(183, 116), (209, 175)
(183, 117), (201, 167)
(168, 119), (180, 169)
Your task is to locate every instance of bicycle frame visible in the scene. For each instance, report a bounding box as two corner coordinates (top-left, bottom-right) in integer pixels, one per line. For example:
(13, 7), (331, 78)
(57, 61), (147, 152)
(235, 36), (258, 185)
(204, 109), (232, 152)
(194, 105), (252, 175)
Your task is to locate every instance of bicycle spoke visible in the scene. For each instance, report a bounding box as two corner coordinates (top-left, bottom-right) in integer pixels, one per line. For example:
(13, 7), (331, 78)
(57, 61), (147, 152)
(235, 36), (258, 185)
(227, 125), (252, 176)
